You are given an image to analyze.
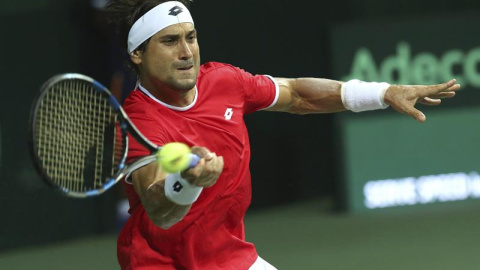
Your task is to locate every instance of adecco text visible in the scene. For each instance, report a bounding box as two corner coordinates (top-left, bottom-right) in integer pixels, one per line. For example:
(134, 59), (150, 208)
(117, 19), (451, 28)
(342, 41), (480, 88)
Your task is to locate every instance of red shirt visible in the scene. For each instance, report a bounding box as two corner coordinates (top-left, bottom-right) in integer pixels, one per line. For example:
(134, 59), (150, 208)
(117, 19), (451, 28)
(117, 62), (278, 270)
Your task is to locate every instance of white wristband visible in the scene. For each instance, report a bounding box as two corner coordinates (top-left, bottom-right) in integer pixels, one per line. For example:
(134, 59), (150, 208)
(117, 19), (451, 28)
(341, 79), (390, 112)
(164, 173), (203, 206)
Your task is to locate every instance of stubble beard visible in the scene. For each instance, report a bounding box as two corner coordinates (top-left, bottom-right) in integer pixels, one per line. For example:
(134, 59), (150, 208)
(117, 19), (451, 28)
(169, 76), (197, 92)
(169, 61), (200, 91)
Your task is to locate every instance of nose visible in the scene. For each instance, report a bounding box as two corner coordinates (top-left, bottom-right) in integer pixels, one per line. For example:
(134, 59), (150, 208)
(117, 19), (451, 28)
(179, 40), (193, 60)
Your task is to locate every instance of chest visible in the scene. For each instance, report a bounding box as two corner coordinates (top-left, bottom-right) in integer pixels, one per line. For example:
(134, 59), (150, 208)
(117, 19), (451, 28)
(157, 90), (248, 156)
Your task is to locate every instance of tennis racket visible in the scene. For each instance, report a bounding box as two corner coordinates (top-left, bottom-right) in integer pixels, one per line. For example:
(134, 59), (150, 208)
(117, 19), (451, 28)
(29, 73), (200, 198)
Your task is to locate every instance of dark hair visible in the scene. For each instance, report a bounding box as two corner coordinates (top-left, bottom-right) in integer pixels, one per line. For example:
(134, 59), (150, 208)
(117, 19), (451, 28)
(105, 0), (193, 74)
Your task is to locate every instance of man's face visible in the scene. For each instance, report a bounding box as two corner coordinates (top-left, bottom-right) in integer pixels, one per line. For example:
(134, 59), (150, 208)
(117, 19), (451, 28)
(133, 22), (200, 92)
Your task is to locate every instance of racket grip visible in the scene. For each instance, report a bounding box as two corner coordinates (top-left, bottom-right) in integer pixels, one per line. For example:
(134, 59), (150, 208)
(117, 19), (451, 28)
(188, 154), (201, 169)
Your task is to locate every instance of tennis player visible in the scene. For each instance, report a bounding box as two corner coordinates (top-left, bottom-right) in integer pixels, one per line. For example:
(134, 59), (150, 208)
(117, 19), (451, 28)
(105, 1), (460, 269)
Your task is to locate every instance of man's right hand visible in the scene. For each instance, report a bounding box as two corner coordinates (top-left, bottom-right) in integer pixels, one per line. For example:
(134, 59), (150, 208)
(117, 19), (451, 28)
(181, 146), (224, 188)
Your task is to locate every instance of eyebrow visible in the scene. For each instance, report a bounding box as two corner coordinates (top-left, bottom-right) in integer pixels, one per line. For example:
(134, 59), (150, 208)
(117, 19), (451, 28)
(160, 29), (197, 40)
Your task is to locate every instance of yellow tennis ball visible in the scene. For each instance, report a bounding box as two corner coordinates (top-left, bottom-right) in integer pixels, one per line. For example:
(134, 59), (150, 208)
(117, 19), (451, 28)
(157, 142), (192, 173)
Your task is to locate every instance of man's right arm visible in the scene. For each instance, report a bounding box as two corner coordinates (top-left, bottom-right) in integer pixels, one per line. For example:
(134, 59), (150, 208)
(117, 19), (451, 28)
(131, 146), (224, 229)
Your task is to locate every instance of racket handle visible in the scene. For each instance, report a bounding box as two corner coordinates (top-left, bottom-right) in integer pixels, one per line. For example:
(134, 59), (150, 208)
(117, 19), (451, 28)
(188, 154), (201, 169)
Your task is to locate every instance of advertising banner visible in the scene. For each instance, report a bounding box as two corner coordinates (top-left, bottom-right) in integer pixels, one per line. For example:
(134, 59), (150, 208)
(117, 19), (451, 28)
(331, 14), (480, 211)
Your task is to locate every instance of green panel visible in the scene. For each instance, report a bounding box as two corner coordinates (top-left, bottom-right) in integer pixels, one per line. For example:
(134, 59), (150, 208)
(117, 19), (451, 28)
(330, 12), (480, 212)
(338, 107), (480, 212)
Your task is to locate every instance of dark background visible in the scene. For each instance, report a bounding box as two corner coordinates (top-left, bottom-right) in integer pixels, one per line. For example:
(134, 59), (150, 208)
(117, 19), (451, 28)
(1, 0), (479, 252)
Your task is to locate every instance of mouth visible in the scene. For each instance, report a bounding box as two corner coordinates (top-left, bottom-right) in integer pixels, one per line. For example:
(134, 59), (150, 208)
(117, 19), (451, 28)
(177, 65), (193, 71)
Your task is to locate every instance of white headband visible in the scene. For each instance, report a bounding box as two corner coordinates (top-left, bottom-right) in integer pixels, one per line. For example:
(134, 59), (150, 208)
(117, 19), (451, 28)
(127, 1), (194, 53)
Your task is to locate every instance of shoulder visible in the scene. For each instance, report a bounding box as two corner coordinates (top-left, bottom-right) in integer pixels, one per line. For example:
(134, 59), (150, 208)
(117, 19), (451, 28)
(123, 89), (156, 120)
(199, 62), (247, 79)
(123, 89), (145, 111)
(198, 62), (252, 91)
(122, 89), (168, 144)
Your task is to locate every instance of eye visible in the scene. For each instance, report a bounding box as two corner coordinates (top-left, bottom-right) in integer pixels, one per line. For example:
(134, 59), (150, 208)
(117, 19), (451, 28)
(187, 35), (197, 43)
(162, 39), (176, 45)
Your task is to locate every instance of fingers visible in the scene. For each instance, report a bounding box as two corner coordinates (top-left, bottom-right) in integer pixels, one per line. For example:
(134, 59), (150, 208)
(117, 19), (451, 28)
(407, 108), (426, 123)
(436, 79), (457, 92)
(427, 91), (456, 99)
(446, 83), (461, 92)
(397, 103), (426, 122)
(182, 146), (224, 188)
(418, 97), (441, 106)
(190, 146), (211, 159)
(443, 78), (457, 88)
(388, 78), (459, 123)
(193, 154), (224, 187)
(389, 97), (426, 123)
(206, 156), (224, 187)
(421, 79), (460, 97)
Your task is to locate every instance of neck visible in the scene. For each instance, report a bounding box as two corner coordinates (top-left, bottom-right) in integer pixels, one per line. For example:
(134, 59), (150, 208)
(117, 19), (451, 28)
(139, 80), (196, 108)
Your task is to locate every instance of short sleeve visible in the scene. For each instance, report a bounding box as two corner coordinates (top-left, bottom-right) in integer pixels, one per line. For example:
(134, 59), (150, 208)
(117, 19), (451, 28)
(234, 68), (279, 115)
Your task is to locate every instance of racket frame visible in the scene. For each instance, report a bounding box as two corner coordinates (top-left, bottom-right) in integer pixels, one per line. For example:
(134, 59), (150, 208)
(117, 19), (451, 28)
(29, 74), (159, 198)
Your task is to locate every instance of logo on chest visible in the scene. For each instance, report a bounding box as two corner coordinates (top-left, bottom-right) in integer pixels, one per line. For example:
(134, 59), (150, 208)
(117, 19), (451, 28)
(224, 108), (234, 120)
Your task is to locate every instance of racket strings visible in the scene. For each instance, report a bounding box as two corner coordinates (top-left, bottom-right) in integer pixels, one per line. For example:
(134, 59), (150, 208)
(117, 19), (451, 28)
(35, 79), (122, 193)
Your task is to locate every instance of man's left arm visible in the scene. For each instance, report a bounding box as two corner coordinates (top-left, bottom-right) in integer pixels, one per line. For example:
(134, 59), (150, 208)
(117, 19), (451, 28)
(267, 77), (460, 122)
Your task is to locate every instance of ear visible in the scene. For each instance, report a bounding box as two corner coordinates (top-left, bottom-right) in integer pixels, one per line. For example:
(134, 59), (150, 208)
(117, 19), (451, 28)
(130, 50), (142, 65)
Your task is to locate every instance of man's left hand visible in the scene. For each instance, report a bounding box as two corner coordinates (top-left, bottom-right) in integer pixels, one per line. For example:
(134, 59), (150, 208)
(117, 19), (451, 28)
(384, 79), (461, 122)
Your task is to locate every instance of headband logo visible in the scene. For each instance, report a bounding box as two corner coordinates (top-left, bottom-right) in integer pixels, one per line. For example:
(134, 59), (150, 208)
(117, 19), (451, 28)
(168, 6), (184, 16)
